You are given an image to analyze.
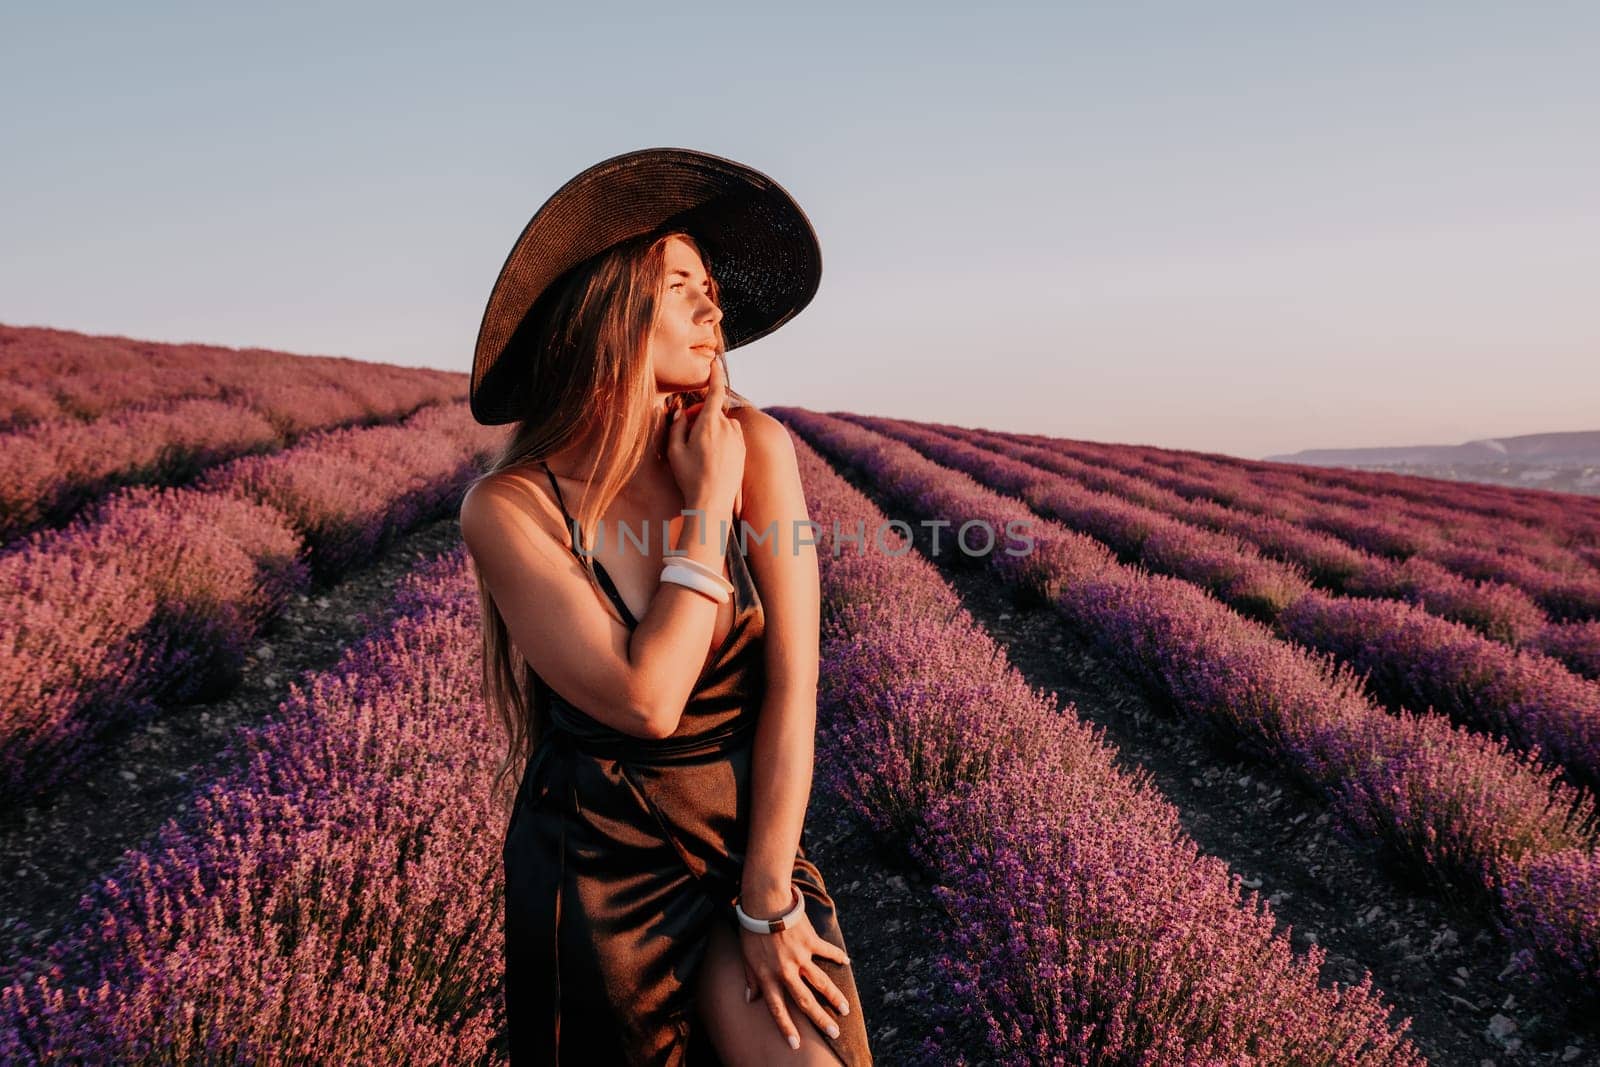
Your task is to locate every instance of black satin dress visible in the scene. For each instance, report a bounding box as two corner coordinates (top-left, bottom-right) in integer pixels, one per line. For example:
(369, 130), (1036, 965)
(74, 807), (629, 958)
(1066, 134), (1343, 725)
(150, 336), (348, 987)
(502, 463), (872, 1066)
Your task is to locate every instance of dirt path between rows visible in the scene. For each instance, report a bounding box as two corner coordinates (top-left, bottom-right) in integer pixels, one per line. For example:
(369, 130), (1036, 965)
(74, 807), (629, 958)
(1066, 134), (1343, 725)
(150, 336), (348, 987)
(0, 514), (468, 978)
(0, 509), (962, 1062)
(821, 447), (1595, 1066)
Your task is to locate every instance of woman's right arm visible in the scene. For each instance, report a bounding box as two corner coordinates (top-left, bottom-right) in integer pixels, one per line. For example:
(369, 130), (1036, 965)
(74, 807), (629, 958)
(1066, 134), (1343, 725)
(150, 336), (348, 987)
(460, 359), (745, 739)
(460, 480), (732, 740)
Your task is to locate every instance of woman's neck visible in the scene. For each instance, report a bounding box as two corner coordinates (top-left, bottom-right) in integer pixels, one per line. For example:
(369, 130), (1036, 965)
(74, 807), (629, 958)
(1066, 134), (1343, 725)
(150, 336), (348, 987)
(543, 415), (674, 489)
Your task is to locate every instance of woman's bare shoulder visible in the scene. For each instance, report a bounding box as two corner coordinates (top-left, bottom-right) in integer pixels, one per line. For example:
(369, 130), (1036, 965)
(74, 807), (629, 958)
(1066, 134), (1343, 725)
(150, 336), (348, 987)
(459, 464), (567, 550)
(728, 404), (797, 476)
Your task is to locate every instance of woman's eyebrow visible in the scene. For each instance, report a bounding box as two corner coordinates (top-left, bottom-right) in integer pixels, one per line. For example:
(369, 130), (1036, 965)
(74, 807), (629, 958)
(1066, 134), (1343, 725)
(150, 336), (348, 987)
(667, 269), (711, 283)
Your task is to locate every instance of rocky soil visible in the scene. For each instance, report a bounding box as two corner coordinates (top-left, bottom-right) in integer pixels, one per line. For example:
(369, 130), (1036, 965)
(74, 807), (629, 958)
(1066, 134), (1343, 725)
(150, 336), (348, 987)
(0, 511), (952, 1062)
(10, 465), (1595, 1064)
(0, 515), (468, 981)
(829, 454), (1598, 1066)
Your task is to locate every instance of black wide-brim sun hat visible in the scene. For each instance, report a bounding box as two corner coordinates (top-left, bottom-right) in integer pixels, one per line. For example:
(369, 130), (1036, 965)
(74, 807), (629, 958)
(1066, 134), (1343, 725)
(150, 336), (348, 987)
(470, 147), (823, 426)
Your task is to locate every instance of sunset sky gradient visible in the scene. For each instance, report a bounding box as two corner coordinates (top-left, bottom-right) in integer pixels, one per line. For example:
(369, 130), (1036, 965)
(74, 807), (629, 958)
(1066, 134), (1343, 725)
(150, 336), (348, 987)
(3, 3), (1596, 457)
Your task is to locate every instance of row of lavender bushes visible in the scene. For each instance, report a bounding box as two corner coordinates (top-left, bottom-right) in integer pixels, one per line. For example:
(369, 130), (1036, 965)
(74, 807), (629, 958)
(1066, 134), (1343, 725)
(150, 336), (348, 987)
(1001, 430), (1600, 618)
(849, 416), (1600, 799)
(792, 435), (1423, 1063)
(0, 402), (503, 804)
(0, 327), (466, 541)
(949, 428), (1540, 640)
(1239, 452), (1600, 552)
(776, 407), (1600, 1002)
(1049, 433), (1599, 597)
(1168, 447), (1600, 569)
(1054, 427), (1600, 552)
(1120, 438), (1600, 609)
(1, 448), (1423, 1065)
(946, 424), (1600, 682)
(0, 549), (506, 1064)
(0, 323), (462, 432)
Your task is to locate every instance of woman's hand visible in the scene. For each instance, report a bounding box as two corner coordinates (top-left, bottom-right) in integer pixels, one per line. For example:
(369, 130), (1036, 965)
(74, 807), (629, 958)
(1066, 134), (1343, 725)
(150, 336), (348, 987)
(737, 899), (852, 1050)
(666, 355), (744, 517)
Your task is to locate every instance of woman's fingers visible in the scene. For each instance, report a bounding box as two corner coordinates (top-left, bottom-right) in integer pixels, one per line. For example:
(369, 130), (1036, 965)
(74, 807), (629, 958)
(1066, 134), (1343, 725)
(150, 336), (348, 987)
(679, 359), (734, 430)
(760, 983), (802, 1051)
(805, 956), (850, 1016)
(706, 352), (727, 400)
(691, 358), (728, 423)
(784, 968), (842, 1042)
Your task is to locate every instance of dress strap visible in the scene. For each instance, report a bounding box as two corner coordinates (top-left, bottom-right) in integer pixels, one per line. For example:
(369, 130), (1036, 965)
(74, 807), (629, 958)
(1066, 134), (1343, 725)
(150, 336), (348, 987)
(541, 462), (640, 628)
(541, 462), (582, 555)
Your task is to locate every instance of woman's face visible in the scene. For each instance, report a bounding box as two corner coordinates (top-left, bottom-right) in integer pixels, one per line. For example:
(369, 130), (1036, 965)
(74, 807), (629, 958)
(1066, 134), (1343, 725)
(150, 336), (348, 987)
(646, 235), (724, 393)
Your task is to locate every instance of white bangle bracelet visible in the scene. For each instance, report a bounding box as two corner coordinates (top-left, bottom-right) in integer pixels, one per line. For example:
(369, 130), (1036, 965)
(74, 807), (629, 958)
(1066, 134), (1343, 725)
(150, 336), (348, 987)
(735, 884), (805, 934)
(660, 563), (731, 604)
(661, 550), (735, 593)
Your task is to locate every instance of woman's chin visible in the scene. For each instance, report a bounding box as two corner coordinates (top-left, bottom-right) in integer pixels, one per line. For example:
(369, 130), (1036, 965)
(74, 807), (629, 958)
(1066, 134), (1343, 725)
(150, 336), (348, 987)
(656, 367), (712, 393)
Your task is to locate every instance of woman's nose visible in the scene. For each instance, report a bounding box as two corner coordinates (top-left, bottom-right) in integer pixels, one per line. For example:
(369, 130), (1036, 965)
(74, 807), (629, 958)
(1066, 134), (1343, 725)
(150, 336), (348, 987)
(697, 292), (723, 325)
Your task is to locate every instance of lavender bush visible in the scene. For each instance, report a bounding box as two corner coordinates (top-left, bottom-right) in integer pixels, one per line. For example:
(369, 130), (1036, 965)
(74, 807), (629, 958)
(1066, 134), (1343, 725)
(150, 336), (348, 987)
(0, 549), (506, 1064)
(779, 407), (1600, 1000)
(795, 437), (1422, 1063)
(857, 415), (1600, 797)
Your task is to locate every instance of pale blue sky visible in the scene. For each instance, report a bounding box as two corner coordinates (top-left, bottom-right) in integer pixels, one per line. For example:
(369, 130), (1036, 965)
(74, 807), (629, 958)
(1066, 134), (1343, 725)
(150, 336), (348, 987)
(3, 3), (1596, 457)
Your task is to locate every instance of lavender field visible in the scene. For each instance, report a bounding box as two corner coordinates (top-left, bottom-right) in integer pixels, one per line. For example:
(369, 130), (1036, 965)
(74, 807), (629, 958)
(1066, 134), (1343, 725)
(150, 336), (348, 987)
(2, 327), (1597, 1064)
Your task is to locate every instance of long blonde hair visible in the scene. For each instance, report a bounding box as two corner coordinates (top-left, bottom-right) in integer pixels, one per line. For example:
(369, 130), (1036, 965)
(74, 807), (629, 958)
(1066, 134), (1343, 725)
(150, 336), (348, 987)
(468, 230), (753, 813)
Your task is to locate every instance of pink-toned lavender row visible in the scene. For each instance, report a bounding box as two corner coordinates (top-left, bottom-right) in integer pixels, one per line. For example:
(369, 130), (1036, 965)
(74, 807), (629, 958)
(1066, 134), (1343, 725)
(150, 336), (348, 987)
(944, 424), (1600, 684)
(0, 402), (504, 803)
(849, 416), (1600, 798)
(194, 402), (504, 580)
(1049, 434), (1600, 602)
(0, 549), (506, 1064)
(0, 323), (463, 433)
(7, 445), (1418, 1065)
(1252, 455), (1600, 549)
(777, 407), (1600, 998)
(1150, 446), (1600, 612)
(997, 429), (1600, 617)
(791, 431), (1421, 1062)
(0, 325), (466, 541)
(1042, 427), (1600, 550)
(1532, 621), (1600, 682)
(1204, 454), (1597, 569)
(3, 506), (985, 1063)
(1, 391), (463, 543)
(2, 399), (282, 540)
(939, 424), (1545, 642)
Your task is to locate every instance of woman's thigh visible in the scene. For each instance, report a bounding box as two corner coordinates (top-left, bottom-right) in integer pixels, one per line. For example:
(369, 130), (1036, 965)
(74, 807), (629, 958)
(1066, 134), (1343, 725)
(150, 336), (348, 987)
(695, 918), (846, 1066)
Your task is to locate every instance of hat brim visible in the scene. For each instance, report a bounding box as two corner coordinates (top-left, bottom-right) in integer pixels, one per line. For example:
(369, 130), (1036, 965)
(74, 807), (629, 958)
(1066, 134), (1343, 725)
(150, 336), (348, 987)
(470, 148), (822, 426)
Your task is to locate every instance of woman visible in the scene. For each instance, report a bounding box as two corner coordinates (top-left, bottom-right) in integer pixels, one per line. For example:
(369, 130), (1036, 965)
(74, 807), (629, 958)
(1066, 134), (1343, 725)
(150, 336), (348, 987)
(458, 148), (873, 1065)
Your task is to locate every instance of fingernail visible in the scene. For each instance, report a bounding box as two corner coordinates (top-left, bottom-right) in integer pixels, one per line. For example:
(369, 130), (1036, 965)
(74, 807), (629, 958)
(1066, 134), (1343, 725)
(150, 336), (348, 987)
(744, 985), (751, 1004)
(788, 1035), (800, 1051)
(826, 1024), (840, 1039)
(838, 1001), (849, 1015)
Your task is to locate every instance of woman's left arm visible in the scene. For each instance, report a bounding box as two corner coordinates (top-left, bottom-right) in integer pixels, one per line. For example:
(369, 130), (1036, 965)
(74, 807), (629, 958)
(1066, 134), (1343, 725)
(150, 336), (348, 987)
(733, 407), (820, 917)
(729, 409), (854, 1047)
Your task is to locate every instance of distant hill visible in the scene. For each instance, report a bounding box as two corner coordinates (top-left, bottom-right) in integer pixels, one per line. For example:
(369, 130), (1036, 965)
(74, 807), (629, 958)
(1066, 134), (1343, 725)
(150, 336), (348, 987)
(1264, 430), (1600, 497)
